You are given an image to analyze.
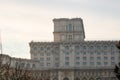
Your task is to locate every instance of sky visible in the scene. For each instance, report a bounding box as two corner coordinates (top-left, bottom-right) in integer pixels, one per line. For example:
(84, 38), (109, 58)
(0, 0), (120, 59)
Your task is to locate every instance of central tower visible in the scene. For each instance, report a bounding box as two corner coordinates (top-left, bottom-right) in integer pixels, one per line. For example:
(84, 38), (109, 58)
(53, 18), (85, 42)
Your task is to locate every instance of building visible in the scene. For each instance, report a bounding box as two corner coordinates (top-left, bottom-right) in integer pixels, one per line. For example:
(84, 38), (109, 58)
(29, 18), (119, 80)
(1, 18), (120, 80)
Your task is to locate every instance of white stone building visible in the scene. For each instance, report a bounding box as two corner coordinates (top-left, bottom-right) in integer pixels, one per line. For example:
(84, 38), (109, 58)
(1, 18), (120, 80)
(29, 18), (120, 80)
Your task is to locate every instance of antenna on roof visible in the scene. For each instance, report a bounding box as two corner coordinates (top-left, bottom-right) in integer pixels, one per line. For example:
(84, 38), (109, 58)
(0, 30), (3, 54)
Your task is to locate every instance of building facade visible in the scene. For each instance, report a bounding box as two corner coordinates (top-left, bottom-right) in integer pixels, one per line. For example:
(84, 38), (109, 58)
(29, 18), (120, 80)
(1, 18), (119, 80)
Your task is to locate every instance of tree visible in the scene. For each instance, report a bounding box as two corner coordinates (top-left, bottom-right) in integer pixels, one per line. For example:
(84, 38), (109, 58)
(114, 41), (120, 80)
(0, 54), (38, 80)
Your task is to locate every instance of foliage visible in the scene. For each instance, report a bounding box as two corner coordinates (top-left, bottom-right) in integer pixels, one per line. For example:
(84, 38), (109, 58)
(0, 54), (38, 80)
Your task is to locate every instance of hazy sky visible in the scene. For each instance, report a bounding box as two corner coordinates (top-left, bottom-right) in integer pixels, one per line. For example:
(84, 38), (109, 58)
(0, 0), (120, 59)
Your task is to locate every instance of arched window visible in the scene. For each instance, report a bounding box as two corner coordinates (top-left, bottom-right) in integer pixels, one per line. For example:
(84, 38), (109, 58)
(74, 77), (80, 80)
(63, 77), (69, 80)
(82, 77), (87, 80)
(96, 78), (101, 80)
(26, 63), (30, 68)
(32, 64), (36, 68)
(53, 78), (58, 80)
(89, 78), (94, 80)
(21, 63), (24, 68)
(40, 47), (44, 50)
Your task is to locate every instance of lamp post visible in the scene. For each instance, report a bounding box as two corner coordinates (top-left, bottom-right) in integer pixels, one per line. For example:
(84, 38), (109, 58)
(114, 41), (120, 80)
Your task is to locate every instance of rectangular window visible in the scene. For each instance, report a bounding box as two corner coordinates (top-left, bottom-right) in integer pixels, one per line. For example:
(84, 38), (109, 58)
(76, 52), (80, 55)
(90, 57), (94, 61)
(97, 62), (101, 65)
(65, 62), (69, 66)
(76, 57), (80, 60)
(47, 57), (50, 61)
(104, 62), (108, 65)
(111, 62), (115, 65)
(104, 57), (108, 60)
(97, 57), (101, 60)
(68, 35), (72, 40)
(76, 62), (80, 65)
(65, 57), (69, 61)
(83, 52), (86, 55)
(83, 57), (87, 61)
(40, 53), (44, 56)
(40, 58), (44, 61)
(97, 52), (101, 55)
(90, 62), (94, 65)
(104, 51), (107, 55)
(47, 53), (50, 56)
(111, 57), (115, 60)
(83, 62), (86, 65)
(65, 52), (69, 55)
(40, 63), (44, 66)
(47, 63), (50, 66)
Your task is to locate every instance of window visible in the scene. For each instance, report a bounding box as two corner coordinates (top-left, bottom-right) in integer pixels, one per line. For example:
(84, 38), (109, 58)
(32, 64), (36, 68)
(26, 63), (30, 68)
(34, 53), (37, 56)
(47, 53), (50, 56)
(104, 52), (107, 55)
(65, 57), (69, 60)
(90, 57), (94, 61)
(47, 57), (50, 61)
(90, 62), (94, 65)
(47, 47), (50, 50)
(111, 57), (115, 60)
(111, 46), (114, 50)
(40, 58), (44, 61)
(83, 46), (86, 50)
(83, 52), (86, 55)
(55, 57), (59, 61)
(75, 46), (80, 50)
(65, 46), (69, 50)
(76, 62), (80, 65)
(65, 62), (69, 66)
(104, 57), (108, 60)
(104, 62), (108, 65)
(40, 63), (44, 66)
(40, 47), (44, 50)
(83, 62), (86, 65)
(66, 24), (74, 31)
(40, 53), (44, 56)
(111, 51), (114, 55)
(76, 57), (80, 60)
(47, 63), (50, 66)
(111, 62), (115, 65)
(97, 62), (101, 65)
(97, 46), (101, 49)
(65, 52), (69, 55)
(34, 47), (37, 50)
(55, 63), (59, 67)
(68, 35), (72, 40)
(34, 57), (38, 60)
(76, 52), (80, 55)
(90, 52), (94, 55)
(97, 57), (101, 60)
(97, 52), (101, 55)
(90, 46), (93, 49)
(21, 63), (24, 68)
(104, 46), (107, 50)
(83, 57), (87, 61)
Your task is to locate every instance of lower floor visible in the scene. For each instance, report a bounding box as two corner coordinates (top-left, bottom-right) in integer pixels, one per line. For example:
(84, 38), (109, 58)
(31, 68), (118, 80)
